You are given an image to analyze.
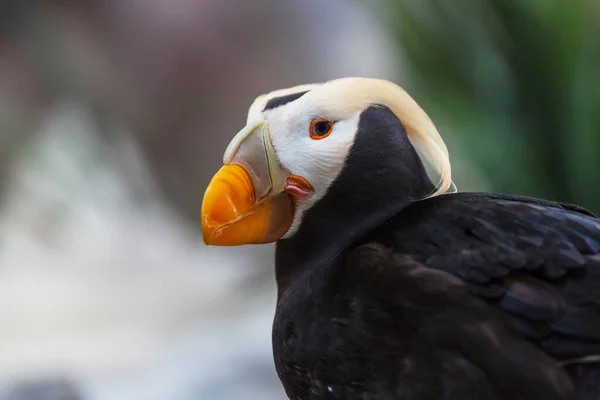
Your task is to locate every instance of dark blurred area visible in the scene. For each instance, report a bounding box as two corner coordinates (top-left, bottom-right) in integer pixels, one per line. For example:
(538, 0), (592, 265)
(0, 0), (598, 399)
(379, 0), (600, 213)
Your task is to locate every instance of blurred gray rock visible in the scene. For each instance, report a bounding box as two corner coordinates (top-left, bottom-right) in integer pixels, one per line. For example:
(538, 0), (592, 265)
(2, 379), (82, 400)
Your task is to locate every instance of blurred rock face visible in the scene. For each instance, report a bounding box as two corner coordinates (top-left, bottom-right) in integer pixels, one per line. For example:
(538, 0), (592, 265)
(0, 0), (393, 399)
(3, 0), (393, 222)
(3, 379), (82, 400)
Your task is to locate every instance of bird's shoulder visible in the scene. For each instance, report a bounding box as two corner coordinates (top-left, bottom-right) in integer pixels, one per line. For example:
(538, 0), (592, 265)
(366, 192), (600, 359)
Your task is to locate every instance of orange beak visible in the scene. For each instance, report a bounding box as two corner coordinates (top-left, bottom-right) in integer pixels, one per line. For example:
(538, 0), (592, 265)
(201, 164), (294, 245)
(201, 120), (313, 246)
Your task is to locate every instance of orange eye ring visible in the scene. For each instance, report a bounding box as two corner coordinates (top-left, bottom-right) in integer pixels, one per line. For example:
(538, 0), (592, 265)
(309, 119), (334, 140)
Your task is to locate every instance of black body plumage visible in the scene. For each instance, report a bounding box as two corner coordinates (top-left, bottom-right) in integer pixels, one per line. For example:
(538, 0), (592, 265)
(272, 106), (600, 399)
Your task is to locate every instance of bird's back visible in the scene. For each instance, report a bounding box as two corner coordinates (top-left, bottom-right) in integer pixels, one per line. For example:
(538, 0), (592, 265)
(367, 192), (600, 399)
(273, 192), (600, 399)
(273, 243), (580, 400)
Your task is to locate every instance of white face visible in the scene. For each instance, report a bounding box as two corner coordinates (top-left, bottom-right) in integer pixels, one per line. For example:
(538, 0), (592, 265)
(247, 88), (362, 238)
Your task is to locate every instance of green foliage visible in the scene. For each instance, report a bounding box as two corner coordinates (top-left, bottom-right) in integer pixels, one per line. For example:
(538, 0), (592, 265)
(375, 0), (600, 213)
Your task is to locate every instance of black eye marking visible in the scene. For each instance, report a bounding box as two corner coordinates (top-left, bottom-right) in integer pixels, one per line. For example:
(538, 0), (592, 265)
(263, 91), (309, 111)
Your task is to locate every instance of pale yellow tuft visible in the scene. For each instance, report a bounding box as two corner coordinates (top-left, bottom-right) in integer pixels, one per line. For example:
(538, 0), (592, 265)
(309, 77), (454, 197)
(252, 77), (454, 197)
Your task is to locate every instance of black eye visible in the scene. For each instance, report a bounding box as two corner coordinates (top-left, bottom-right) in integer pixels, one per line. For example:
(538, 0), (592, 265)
(310, 119), (334, 140)
(314, 122), (330, 136)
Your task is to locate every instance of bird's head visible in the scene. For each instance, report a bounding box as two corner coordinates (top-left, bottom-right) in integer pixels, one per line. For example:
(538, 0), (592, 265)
(201, 77), (452, 246)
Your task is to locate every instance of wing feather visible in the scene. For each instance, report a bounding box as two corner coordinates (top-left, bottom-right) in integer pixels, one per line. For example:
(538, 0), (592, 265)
(378, 192), (600, 360)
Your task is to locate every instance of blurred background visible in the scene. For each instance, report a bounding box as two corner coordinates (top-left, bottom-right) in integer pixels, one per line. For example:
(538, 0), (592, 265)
(0, 0), (598, 399)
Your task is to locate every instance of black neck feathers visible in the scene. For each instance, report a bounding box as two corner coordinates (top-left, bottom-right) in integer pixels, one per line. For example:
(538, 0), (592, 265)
(275, 106), (435, 289)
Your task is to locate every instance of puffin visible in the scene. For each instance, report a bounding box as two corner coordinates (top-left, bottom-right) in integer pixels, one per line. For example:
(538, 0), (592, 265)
(201, 78), (600, 400)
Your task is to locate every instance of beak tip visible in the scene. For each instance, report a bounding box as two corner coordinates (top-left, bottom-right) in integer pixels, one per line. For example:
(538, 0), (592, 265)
(200, 213), (215, 246)
(202, 231), (216, 246)
(201, 231), (211, 246)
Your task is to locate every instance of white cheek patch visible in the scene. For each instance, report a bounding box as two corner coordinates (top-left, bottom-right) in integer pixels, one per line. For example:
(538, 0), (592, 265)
(268, 113), (361, 238)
